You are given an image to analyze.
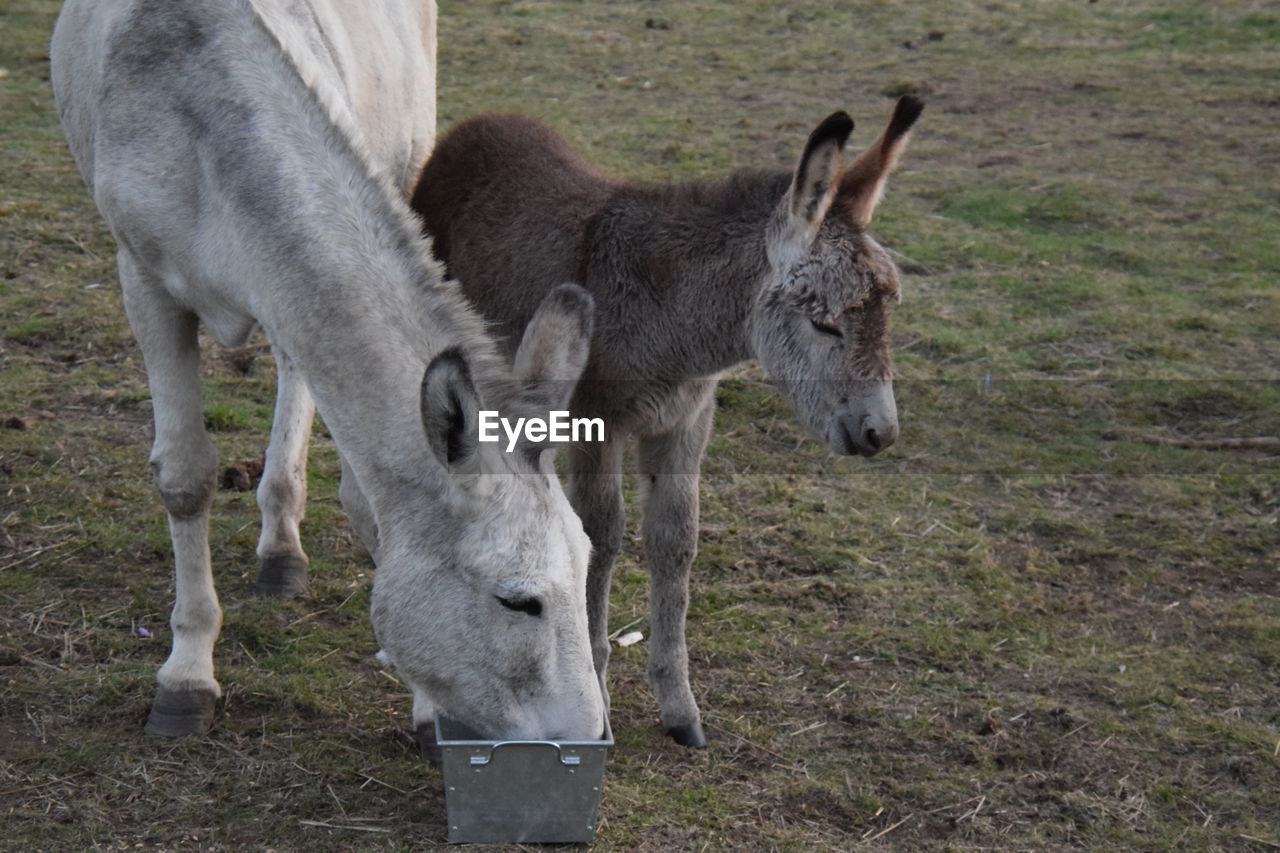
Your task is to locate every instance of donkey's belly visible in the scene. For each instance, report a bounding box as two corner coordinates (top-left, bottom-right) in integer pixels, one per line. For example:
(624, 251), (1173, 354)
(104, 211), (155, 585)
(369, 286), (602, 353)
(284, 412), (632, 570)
(194, 307), (257, 349)
(156, 262), (258, 349)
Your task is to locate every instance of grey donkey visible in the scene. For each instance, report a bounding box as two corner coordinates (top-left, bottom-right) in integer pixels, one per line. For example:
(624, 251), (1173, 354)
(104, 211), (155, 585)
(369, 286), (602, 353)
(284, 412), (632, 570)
(52, 0), (605, 744)
(410, 96), (924, 747)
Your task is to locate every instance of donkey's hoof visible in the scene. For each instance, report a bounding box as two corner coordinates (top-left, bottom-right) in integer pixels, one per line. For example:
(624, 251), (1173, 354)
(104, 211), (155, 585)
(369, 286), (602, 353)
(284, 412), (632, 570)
(665, 721), (707, 748)
(254, 554), (309, 598)
(145, 687), (218, 737)
(415, 722), (442, 766)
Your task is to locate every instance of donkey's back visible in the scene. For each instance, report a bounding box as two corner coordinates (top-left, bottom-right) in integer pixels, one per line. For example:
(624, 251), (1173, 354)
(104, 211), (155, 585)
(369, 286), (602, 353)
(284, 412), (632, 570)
(54, 0), (438, 350)
(55, 0), (436, 198)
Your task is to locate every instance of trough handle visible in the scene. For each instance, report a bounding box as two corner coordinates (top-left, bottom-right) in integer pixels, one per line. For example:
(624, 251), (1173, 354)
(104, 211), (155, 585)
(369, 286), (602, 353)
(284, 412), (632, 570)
(466, 743), (584, 767)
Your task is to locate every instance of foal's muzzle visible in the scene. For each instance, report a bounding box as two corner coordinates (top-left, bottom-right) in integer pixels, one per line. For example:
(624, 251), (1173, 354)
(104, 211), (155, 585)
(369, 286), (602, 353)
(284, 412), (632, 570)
(834, 383), (898, 457)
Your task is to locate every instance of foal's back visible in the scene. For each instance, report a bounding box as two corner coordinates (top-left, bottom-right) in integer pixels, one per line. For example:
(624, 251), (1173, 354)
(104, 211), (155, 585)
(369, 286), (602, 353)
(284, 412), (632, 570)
(412, 115), (614, 351)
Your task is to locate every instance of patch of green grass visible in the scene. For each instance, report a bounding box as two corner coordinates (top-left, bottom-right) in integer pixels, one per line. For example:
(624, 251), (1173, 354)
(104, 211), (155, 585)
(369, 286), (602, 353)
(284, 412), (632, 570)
(941, 187), (1029, 230)
(1127, 5), (1280, 50)
(3, 315), (59, 343)
(202, 401), (252, 432)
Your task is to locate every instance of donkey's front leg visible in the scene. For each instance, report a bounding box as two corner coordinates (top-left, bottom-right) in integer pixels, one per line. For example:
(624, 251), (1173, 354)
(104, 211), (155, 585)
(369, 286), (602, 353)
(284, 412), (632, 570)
(118, 251), (223, 736)
(254, 348), (314, 597)
(338, 452), (380, 564)
(568, 437), (626, 711)
(637, 391), (716, 748)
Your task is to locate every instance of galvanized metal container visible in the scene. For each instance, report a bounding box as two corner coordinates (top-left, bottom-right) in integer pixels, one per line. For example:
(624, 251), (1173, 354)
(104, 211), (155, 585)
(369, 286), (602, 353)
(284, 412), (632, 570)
(436, 717), (613, 844)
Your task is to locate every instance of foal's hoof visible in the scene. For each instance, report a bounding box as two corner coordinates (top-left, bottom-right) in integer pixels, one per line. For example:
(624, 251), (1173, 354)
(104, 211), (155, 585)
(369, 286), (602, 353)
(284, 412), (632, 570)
(415, 722), (442, 766)
(145, 687), (218, 737)
(254, 554), (309, 598)
(665, 721), (707, 749)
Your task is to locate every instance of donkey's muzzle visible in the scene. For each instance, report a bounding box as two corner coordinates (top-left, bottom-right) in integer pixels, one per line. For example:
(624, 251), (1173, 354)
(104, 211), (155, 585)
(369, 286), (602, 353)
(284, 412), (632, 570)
(837, 417), (897, 457)
(834, 384), (898, 456)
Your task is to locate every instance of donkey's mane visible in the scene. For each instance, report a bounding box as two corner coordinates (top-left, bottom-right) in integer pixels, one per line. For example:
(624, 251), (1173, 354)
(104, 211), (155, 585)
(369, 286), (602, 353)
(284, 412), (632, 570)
(238, 0), (506, 387)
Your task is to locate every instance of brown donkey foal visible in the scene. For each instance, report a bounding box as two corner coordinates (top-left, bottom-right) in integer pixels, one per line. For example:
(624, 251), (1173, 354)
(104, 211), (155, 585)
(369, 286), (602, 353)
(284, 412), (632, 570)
(412, 97), (923, 747)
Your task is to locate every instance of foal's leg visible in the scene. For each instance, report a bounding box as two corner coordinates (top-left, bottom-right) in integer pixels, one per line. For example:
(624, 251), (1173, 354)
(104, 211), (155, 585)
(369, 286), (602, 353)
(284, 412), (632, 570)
(253, 349), (314, 597)
(637, 390), (716, 748)
(567, 437), (626, 710)
(118, 251), (223, 736)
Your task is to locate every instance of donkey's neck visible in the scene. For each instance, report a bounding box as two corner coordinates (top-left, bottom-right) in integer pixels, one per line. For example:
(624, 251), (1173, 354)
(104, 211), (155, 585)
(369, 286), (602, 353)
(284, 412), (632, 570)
(606, 169), (789, 377)
(210, 4), (503, 513)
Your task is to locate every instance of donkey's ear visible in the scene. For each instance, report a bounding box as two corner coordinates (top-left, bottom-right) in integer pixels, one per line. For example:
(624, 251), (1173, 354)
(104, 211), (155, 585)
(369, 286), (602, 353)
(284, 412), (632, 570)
(838, 95), (923, 227)
(421, 347), (481, 469)
(513, 283), (595, 411)
(783, 111), (855, 245)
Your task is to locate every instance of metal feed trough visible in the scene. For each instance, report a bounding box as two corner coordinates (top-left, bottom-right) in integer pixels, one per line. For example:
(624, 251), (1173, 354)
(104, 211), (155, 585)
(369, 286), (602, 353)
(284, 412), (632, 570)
(436, 717), (613, 843)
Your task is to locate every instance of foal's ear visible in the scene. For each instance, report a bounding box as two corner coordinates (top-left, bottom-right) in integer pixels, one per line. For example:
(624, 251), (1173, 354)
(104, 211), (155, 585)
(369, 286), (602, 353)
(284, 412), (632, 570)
(513, 283), (595, 411)
(838, 95), (923, 227)
(421, 347), (481, 469)
(783, 111), (855, 246)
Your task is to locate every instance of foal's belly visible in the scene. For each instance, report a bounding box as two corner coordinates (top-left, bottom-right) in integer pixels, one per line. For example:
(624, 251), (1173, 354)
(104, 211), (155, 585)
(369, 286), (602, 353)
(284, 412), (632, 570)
(575, 374), (720, 441)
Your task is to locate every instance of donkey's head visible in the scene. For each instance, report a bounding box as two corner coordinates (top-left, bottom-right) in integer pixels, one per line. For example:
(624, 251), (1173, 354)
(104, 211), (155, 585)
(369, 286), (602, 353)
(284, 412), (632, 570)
(751, 96), (923, 457)
(374, 284), (604, 741)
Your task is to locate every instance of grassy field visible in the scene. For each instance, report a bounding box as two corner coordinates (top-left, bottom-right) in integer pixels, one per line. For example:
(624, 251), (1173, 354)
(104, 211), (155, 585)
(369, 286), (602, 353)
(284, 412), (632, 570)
(2, 0), (1278, 850)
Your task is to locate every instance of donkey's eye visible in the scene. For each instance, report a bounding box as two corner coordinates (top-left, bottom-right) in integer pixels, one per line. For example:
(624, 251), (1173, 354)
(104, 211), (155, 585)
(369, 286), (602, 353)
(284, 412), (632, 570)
(809, 318), (843, 338)
(496, 595), (543, 617)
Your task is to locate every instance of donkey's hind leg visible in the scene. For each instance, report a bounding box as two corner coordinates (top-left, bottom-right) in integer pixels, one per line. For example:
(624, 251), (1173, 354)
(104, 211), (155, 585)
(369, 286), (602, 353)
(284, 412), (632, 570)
(637, 389), (716, 748)
(118, 250), (223, 736)
(254, 348), (314, 597)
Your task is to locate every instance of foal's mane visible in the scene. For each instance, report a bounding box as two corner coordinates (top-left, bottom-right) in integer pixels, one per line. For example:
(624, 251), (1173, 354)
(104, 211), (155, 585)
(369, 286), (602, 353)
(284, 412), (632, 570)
(608, 168), (791, 231)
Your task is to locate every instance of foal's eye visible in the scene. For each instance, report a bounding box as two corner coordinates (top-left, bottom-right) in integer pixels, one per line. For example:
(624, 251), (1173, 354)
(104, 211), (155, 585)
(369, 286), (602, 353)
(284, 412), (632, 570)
(496, 595), (544, 617)
(809, 318), (843, 338)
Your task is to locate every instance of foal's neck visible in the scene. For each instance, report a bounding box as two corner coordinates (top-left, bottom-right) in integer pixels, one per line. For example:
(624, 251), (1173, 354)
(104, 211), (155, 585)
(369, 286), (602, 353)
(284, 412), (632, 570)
(630, 168), (789, 376)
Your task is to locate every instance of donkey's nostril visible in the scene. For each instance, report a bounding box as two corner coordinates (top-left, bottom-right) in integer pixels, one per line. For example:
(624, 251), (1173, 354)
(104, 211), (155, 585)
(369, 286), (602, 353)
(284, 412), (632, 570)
(865, 428), (881, 450)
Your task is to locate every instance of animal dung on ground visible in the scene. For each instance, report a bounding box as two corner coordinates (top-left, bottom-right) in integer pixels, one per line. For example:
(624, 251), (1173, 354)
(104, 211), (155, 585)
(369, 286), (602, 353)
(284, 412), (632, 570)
(220, 457), (264, 491)
(436, 716), (613, 843)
